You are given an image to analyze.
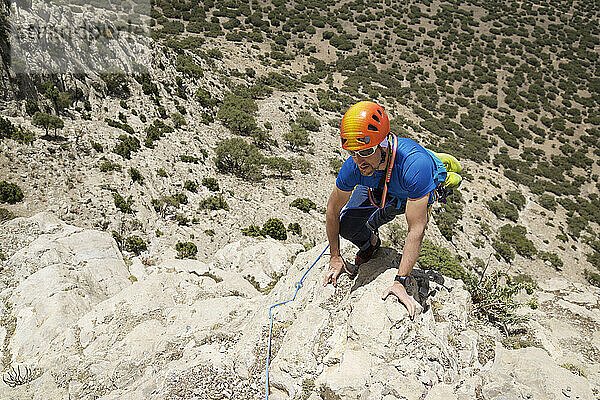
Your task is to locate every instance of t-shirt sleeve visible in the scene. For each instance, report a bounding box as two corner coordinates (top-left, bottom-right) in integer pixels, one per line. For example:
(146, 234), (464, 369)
(402, 154), (436, 199)
(335, 157), (358, 192)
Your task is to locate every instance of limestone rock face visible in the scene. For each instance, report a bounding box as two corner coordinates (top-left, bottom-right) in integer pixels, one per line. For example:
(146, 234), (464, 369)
(215, 238), (303, 289)
(0, 213), (598, 399)
(482, 345), (593, 400)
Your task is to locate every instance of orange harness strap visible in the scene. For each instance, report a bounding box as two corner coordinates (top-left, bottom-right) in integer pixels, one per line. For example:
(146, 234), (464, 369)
(367, 134), (398, 209)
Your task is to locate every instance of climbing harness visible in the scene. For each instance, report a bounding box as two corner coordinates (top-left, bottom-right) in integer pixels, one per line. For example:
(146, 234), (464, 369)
(265, 244), (330, 400)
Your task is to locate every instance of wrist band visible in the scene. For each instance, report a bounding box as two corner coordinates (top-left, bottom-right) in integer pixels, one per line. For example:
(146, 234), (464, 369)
(394, 275), (408, 286)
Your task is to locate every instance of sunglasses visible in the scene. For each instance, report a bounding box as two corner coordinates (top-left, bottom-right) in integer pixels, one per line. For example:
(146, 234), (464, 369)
(347, 145), (378, 158)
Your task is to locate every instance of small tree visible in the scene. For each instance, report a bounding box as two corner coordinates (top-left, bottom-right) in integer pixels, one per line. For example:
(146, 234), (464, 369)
(283, 123), (310, 150)
(124, 236), (147, 255)
(32, 112), (51, 136)
(100, 67), (131, 98)
(265, 157), (292, 178)
(49, 115), (64, 137)
(214, 138), (264, 180)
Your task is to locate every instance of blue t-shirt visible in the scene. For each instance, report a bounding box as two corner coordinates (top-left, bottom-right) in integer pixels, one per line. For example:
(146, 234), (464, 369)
(336, 137), (447, 202)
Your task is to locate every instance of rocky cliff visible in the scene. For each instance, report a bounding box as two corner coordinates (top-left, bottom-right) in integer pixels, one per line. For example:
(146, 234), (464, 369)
(0, 212), (597, 399)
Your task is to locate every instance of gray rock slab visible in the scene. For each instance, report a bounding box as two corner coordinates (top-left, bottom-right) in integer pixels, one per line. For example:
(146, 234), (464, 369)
(482, 344), (593, 400)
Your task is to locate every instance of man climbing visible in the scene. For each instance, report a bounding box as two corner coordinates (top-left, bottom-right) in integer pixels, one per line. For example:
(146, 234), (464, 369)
(323, 101), (462, 317)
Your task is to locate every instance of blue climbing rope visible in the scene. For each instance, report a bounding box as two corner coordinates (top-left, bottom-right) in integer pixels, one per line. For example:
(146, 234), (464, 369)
(265, 244), (330, 400)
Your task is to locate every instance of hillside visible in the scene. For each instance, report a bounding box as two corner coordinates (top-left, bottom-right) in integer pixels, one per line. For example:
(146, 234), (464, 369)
(0, 0), (599, 397)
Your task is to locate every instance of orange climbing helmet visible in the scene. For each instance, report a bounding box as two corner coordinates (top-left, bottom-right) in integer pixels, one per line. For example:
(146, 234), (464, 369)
(340, 101), (391, 151)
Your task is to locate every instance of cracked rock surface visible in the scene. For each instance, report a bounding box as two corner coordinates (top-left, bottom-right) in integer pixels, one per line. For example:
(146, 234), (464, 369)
(0, 213), (598, 399)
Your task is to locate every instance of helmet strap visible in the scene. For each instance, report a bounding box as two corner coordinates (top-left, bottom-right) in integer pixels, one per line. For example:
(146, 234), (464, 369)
(377, 146), (387, 170)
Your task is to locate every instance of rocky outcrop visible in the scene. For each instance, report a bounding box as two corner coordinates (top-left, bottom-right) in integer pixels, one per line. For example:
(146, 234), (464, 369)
(0, 213), (598, 399)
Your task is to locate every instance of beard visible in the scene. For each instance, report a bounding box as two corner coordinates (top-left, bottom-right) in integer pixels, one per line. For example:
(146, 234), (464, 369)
(358, 161), (377, 176)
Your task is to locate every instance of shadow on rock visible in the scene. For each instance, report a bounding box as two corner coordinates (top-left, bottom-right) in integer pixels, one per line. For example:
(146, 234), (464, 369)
(41, 134), (67, 142)
(347, 246), (448, 312)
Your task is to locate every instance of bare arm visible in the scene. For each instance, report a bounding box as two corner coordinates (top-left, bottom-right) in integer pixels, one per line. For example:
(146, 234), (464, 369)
(382, 194), (429, 317)
(397, 194), (429, 276)
(323, 186), (352, 286)
(325, 186), (351, 257)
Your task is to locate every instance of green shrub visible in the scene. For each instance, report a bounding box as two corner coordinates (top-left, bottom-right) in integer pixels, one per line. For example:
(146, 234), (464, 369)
(151, 195), (184, 214)
(506, 190), (525, 211)
(100, 67), (130, 97)
(417, 240), (469, 281)
(111, 231), (123, 250)
(91, 141), (104, 152)
(113, 134), (141, 159)
(291, 158), (311, 174)
(1, 117), (35, 144)
(0, 207), (16, 222)
(217, 93), (259, 136)
(180, 154), (200, 163)
(199, 195), (229, 211)
(99, 160), (121, 172)
(176, 241), (198, 259)
(241, 224), (263, 237)
(538, 194), (557, 211)
(0, 116), (16, 139)
(262, 218), (287, 240)
(214, 138), (264, 181)
(184, 180), (198, 192)
(283, 123), (310, 150)
(486, 198), (519, 222)
(467, 271), (534, 327)
(202, 177), (220, 192)
(290, 197), (316, 213)
(288, 223), (302, 236)
(25, 99), (39, 116)
(144, 119), (173, 148)
(0, 181), (24, 204)
(329, 158), (343, 175)
(176, 54), (203, 78)
(124, 236), (147, 255)
(435, 191), (464, 241)
(195, 88), (218, 109)
(172, 193), (188, 205)
(176, 214), (189, 226)
(538, 251), (563, 270)
(157, 168), (168, 177)
(129, 167), (144, 184)
(584, 268), (600, 287)
(295, 111), (320, 132)
(106, 118), (135, 135)
(567, 216), (587, 238)
(265, 157), (293, 178)
(113, 193), (133, 214)
(497, 224), (537, 258)
(171, 112), (186, 128)
(493, 239), (515, 262)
